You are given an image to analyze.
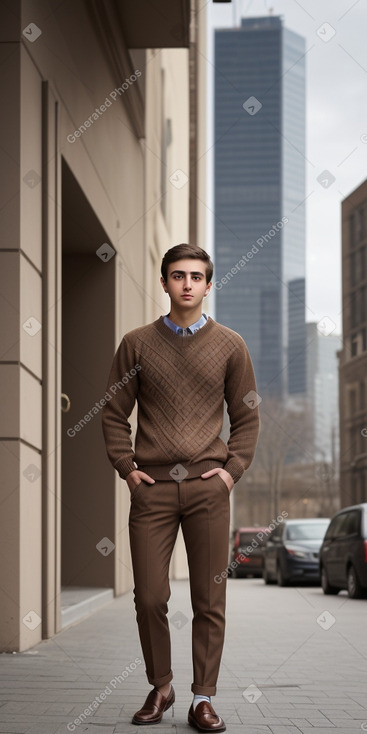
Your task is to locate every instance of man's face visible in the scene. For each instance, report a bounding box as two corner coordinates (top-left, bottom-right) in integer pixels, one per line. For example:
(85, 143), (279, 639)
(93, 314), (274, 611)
(161, 259), (212, 308)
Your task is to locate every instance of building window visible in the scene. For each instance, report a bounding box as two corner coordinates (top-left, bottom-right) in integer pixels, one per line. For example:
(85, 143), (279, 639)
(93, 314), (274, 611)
(356, 207), (364, 243)
(349, 387), (357, 416)
(351, 332), (359, 357)
(360, 379), (366, 410)
(360, 424), (366, 453)
(350, 206), (367, 249)
(350, 251), (357, 287)
(348, 427), (353, 455)
(360, 285), (366, 324)
(350, 291), (357, 328)
(361, 246), (366, 281)
(349, 213), (355, 248)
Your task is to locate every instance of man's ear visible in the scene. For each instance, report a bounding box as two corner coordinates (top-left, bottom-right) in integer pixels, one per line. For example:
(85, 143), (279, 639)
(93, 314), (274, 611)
(160, 276), (168, 293)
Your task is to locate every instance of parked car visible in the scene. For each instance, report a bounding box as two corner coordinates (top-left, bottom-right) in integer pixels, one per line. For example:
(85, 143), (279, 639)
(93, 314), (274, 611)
(263, 518), (330, 586)
(319, 503), (367, 599)
(229, 527), (269, 578)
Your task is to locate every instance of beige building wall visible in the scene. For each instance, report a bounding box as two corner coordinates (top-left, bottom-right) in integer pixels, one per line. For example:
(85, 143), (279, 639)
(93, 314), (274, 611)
(0, 0), (206, 652)
(144, 47), (191, 580)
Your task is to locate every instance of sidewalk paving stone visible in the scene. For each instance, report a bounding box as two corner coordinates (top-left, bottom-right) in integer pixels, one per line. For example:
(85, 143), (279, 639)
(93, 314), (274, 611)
(0, 579), (366, 733)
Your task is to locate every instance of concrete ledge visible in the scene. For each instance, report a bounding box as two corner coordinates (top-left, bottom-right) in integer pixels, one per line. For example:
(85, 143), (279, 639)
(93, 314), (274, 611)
(61, 587), (114, 629)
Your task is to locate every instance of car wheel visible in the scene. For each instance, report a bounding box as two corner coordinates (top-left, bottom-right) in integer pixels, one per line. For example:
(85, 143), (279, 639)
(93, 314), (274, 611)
(263, 567), (274, 585)
(276, 564), (289, 587)
(320, 566), (339, 595)
(347, 565), (363, 599)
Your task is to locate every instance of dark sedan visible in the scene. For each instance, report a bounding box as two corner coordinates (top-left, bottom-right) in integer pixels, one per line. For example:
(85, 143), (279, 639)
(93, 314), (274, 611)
(320, 503), (367, 598)
(263, 518), (330, 586)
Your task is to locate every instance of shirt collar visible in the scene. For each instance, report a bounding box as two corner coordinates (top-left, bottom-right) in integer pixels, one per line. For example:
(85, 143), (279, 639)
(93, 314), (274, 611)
(163, 312), (208, 335)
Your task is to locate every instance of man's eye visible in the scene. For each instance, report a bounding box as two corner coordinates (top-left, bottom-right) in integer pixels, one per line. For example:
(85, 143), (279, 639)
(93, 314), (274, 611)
(173, 275), (201, 280)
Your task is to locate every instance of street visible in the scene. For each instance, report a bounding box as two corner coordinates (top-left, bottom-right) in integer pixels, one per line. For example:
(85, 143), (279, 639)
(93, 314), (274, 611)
(0, 578), (366, 734)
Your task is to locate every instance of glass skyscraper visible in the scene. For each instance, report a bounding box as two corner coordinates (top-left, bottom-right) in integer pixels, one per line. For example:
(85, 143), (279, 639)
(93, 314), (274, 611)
(214, 16), (306, 398)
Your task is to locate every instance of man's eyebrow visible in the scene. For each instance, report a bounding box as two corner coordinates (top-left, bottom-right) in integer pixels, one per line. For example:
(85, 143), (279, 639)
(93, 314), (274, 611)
(169, 270), (205, 276)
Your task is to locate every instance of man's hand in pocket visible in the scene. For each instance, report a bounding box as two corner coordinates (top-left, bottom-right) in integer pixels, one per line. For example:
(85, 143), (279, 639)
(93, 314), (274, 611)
(125, 470), (155, 493)
(200, 468), (234, 493)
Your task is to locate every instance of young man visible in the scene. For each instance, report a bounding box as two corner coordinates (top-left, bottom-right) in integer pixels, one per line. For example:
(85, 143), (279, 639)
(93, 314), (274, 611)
(102, 243), (260, 732)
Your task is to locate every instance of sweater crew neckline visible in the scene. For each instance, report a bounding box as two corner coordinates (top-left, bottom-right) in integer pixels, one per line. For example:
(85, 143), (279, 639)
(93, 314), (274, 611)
(154, 314), (214, 343)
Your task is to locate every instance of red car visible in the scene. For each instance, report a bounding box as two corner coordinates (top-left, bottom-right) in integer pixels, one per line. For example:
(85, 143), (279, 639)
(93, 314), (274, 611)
(229, 527), (269, 578)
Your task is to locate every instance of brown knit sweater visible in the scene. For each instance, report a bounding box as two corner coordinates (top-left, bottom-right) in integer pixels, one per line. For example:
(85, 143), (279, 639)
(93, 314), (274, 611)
(101, 315), (260, 483)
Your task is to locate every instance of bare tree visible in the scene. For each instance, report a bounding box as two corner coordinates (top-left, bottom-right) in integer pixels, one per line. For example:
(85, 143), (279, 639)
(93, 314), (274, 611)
(250, 395), (314, 517)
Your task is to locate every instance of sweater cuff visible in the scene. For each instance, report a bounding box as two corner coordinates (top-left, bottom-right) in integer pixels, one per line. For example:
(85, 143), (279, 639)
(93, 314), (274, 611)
(223, 458), (245, 484)
(114, 457), (137, 480)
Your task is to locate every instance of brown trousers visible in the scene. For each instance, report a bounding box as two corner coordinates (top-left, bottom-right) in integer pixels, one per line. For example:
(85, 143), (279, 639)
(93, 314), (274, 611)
(128, 471), (231, 696)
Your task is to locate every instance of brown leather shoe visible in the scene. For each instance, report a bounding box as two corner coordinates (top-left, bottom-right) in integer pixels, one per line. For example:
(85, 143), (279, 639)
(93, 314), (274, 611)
(132, 685), (175, 725)
(188, 701), (226, 732)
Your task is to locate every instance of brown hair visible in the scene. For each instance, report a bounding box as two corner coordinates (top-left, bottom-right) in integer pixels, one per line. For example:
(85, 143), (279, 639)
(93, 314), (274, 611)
(161, 243), (213, 284)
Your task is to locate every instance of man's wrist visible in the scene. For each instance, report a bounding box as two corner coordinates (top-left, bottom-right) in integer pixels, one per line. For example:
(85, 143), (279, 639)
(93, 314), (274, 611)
(114, 457), (137, 480)
(223, 459), (243, 484)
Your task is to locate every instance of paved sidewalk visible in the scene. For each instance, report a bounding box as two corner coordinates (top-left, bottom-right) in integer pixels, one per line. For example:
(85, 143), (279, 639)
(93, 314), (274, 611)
(0, 578), (367, 733)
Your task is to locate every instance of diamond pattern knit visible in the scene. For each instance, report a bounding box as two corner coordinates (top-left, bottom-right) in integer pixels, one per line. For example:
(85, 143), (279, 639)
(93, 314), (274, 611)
(101, 315), (260, 483)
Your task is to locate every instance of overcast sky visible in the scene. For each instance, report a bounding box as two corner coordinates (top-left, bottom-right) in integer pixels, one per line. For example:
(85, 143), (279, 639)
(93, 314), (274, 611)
(205, 0), (367, 335)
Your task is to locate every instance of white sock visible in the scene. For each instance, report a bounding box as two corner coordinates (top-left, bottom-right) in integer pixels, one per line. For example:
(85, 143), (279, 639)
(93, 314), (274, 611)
(193, 694), (211, 710)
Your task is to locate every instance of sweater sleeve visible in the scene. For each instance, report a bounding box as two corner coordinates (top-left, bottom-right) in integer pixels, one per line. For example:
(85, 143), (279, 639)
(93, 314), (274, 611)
(223, 340), (260, 483)
(101, 335), (140, 480)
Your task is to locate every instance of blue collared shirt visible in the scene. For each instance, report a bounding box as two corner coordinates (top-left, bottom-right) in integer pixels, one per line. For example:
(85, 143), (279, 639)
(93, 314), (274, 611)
(163, 312), (208, 336)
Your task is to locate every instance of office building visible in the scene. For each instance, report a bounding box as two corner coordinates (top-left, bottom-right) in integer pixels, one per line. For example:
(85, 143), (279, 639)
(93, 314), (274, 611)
(306, 323), (341, 464)
(214, 16), (306, 398)
(339, 180), (367, 506)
